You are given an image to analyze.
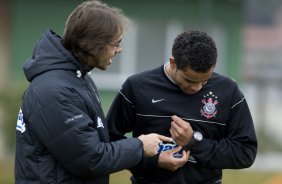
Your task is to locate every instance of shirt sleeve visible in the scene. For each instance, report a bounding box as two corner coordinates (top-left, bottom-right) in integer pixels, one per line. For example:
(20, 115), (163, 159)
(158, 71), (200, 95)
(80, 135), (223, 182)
(23, 86), (143, 178)
(107, 81), (161, 176)
(192, 86), (257, 169)
(107, 89), (136, 142)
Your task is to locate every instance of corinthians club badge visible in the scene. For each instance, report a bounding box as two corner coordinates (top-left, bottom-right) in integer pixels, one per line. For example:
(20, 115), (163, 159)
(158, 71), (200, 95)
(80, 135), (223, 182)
(200, 91), (218, 119)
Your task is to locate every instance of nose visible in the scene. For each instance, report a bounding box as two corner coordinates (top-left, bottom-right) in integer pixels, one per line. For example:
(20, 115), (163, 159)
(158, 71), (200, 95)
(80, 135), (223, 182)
(191, 83), (202, 92)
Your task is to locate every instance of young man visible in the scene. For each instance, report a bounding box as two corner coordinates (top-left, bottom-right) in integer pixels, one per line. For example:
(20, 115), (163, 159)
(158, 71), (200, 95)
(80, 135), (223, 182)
(14, 1), (172, 184)
(107, 30), (257, 184)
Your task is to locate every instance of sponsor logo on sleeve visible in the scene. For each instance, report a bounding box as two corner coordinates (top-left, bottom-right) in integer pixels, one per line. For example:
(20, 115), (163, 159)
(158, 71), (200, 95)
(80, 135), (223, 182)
(65, 114), (84, 124)
(16, 108), (26, 133)
(97, 117), (104, 128)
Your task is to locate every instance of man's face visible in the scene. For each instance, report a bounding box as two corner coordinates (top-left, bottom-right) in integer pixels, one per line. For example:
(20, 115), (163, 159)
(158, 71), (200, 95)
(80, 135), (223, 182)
(90, 36), (123, 70)
(170, 60), (214, 95)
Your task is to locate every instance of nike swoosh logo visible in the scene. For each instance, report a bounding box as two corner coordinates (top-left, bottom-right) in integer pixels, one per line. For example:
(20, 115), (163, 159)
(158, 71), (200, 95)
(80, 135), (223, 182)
(152, 98), (165, 103)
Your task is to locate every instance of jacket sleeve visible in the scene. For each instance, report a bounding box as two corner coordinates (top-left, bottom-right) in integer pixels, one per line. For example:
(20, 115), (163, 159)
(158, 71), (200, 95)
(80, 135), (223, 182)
(192, 86), (257, 169)
(107, 81), (160, 176)
(23, 86), (143, 178)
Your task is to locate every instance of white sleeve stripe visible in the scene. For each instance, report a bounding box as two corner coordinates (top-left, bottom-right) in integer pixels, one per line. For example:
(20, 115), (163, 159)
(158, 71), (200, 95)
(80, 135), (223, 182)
(231, 97), (245, 109)
(119, 90), (135, 107)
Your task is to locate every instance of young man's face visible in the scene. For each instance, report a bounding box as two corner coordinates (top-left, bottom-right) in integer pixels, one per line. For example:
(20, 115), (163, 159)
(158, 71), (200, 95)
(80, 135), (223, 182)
(170, 59), (215, 95)
(90, 36), (123, 70)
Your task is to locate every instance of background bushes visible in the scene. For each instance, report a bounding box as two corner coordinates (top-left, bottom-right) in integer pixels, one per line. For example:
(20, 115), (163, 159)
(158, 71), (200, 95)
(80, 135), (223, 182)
(0, 86), (27, 153)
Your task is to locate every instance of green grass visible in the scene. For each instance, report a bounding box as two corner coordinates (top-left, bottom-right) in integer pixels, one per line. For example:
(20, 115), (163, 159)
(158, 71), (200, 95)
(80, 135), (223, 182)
(0, 160), (14, 184)
(222, 169), (279, 184)
(110, 169), (281, 184)
(2, 159), (280, 184)
(98, 90), (118, 114)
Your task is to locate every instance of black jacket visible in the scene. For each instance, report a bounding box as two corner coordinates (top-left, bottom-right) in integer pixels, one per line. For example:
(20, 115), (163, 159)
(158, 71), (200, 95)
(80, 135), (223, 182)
(14, 29), (144, 184)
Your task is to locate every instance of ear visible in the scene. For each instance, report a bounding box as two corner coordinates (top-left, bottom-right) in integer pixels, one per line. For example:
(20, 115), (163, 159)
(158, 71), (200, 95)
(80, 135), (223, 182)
(169, 57), (176, 70)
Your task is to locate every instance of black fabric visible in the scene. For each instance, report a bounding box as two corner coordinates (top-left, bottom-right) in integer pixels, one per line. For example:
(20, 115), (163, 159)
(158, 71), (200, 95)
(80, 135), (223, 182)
(107, 65), (257, 184)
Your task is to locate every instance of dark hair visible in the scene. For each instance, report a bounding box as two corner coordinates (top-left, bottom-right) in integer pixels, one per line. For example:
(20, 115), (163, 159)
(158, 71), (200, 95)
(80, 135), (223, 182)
(172, 30), (217, 72)
(62, 0), (129, 66)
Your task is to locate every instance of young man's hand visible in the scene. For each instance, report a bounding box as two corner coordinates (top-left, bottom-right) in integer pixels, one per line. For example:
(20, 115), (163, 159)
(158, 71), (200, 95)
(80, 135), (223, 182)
(158, 146), (190, 171)
(170, 115), (194, 146)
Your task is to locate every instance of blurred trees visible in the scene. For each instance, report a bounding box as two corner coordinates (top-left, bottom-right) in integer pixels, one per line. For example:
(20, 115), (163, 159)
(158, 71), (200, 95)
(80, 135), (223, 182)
(0, 86), (26, 153)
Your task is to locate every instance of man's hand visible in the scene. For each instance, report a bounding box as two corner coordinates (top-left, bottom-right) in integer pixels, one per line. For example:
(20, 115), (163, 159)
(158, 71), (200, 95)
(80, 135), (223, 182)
(138, 133), (173, 157)
(158, 146), (189, 171)
(170, 115), (194, 146)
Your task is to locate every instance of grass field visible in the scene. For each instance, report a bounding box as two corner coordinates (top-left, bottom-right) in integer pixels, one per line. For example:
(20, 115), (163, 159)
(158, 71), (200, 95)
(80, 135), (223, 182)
(110, 169), (282, 184)
(2, 159), (281, 184)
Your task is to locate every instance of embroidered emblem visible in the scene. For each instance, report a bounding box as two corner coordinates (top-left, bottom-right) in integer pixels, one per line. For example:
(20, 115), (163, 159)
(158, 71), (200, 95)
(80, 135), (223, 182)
(97, 117), (104, 128)
(200, 91), (218, 119)
(16, 108), (26, 133)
